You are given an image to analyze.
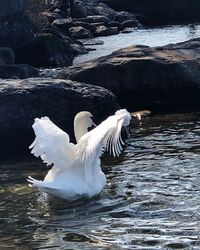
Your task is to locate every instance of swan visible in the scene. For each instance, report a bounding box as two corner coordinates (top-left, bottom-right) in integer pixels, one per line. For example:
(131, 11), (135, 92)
(27, 109), (132, 200)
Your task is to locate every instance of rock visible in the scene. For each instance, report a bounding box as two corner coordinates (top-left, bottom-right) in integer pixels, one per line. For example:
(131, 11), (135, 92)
(90, 22), (105, 31)
(94, 26), (119, 37)
(52, 18), (73, 30)
(71, 43), (88, 56)
(73, 17), (92, 23)
(16, 32), (74, 67)
(58, 0), (70, 15)
(102, 0), (200, 25)
(81, 39), (104, 46)
(122, 20), (139, 28)
(87, 47), (96, 52)
(0, 0), (27, 17)
(0, 78), (119, 156)
(69, 26), (93, 39)
(107, 21), (123, 31)
(113, 11), (137, 23)
(59, 38), (200, 112)
(0, 47), (15, 65)
(70, 39), (88, 56)
(72, 21), (94, 32)
(53, 8), (64, 15)
(73, 15), (111, 25)
(91, 3), (116, 19)
(0, 64), (39, 79)
(121, 27), (134, 33)
(71, 0), (87, 18)
(87, 15), (111, 24)
(42, 11), (62, 23)
(0, 13), (37, 50)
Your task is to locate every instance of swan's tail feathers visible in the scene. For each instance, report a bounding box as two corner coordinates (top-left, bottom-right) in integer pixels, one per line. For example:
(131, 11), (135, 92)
(27, 177), (72, 199)
(27, 176), (59, 193)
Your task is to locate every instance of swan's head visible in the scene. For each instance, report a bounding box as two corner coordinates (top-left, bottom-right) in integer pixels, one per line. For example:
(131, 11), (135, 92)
(74, 111), (95, 143)
(74, 111), (94, 129)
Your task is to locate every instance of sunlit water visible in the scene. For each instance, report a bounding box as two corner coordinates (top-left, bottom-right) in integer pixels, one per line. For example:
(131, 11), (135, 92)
(73, 23), (200, 65)
(1, 113), (200, 249)
(40, 24), (200, 78)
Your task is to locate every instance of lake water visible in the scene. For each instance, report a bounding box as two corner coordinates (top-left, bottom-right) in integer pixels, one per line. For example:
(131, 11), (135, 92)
(73, 23), (200, 65)
(1, 112), (200, 249)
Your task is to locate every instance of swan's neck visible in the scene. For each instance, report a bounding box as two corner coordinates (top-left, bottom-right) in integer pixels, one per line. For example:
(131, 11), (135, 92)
(74, 119), (89, 143)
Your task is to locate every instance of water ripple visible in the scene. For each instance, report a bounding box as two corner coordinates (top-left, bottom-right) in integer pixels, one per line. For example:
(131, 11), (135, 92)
(1, 113), (200, 249)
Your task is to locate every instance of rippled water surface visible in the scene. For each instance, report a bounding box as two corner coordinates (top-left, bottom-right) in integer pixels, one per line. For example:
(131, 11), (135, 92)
(1, 113), (200, 249)
(73, 23), (200, 65)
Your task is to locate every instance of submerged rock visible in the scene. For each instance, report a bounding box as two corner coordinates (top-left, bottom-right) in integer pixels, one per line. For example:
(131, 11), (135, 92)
(0, 78), (119, 156)
(59, 38), (200, 112)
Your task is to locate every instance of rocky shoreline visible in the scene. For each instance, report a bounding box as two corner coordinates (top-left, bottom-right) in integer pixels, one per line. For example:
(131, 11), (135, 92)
(0, 0), (200, 156)
(59, 38), (200, 112)
(0, 0), (140, 68)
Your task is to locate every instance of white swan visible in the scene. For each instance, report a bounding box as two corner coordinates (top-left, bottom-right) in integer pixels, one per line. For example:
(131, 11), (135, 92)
(28, 109), (132, 200)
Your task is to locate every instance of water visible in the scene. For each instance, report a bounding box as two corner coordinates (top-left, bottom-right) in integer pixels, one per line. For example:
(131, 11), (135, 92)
(1, 112), (200, 249)
(73, 24), (200, 65)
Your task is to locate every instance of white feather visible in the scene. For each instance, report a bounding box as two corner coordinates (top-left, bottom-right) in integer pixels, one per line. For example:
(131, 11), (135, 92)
(28, 109), (131, 200)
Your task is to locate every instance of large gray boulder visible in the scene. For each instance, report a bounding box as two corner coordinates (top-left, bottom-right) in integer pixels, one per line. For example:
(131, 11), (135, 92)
(0, 78), (119, 156)
(59, 38), (200, 112)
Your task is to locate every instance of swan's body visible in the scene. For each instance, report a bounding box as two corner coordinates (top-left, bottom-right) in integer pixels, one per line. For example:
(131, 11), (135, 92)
(28, 109), (131, 200)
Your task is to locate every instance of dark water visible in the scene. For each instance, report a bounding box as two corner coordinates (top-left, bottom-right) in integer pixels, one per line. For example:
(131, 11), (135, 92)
(1, 112), (200, 249)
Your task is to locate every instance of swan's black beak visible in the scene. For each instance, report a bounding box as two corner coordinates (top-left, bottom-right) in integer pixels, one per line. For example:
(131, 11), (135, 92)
(88, 122), (97, 131)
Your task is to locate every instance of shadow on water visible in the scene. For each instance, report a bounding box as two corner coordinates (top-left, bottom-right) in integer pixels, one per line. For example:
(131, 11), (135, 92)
(1, 112), (200, 249)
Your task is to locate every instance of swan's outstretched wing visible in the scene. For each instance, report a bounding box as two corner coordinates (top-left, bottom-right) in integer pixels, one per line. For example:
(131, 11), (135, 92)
(75, 109), (131, 180)
(29, 117), (75, 169)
